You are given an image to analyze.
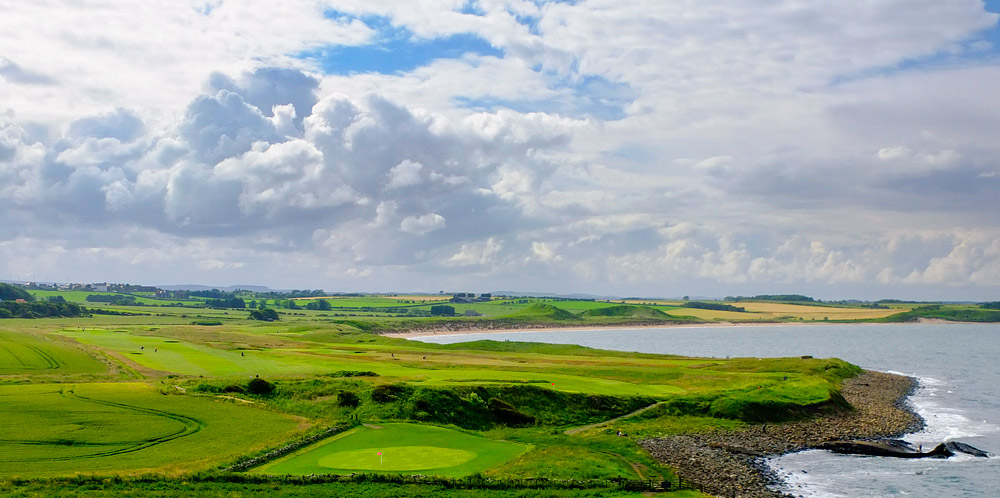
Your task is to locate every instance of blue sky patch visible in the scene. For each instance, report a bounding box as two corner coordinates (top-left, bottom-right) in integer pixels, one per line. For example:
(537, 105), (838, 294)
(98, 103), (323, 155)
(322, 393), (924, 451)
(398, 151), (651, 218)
(827, 8), (1000, 87)
(455, 75), (634, 120)
(304, 14), (502, 75)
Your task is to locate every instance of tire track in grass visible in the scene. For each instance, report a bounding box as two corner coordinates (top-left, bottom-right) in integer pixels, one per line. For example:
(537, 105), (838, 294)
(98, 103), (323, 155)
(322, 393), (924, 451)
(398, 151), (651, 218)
(1, 390), (204, 462)
(0, 343), (27, 368)
(56, 392), (204, 460)
(27, 345), (63, 369)
(0, 340), (66, 371)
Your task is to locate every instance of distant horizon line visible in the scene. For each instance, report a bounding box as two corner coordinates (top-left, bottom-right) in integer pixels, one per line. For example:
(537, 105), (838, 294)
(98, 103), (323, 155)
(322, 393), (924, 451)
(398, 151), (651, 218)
(2, 279), (989, 304)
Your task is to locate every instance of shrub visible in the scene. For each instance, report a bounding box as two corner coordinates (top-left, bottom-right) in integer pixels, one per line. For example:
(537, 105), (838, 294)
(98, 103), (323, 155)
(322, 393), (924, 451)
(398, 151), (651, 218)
(337, 391), (360, 407)
(488, 398), (536, 426)
(247, 378), (276, 395)
(430, 305), (456, 316)
(248, 308), (280, 321)
(371, 383), (410, 403)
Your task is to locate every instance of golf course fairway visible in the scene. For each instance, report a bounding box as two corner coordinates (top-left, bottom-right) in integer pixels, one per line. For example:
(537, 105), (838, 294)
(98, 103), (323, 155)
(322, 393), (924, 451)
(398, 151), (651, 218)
(257, 423), (530, 477)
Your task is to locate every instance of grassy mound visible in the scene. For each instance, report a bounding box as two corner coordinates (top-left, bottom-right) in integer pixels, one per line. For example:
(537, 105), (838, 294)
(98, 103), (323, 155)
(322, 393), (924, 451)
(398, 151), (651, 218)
(644, 358), (862, 423)
(504, 303), (580, 321)
(880, 305), (1000, 323)
(579, 305), (669, 319)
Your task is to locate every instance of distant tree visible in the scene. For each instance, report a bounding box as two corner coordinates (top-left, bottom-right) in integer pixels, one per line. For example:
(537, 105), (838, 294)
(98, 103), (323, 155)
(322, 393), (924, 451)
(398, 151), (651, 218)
(0, 283), (33, 302)
(305, 299), (332, 311)
(430, 305), (456, 316)
(1, 301), (83, 319)
(46, 295), (67, 303)
(190, 289), (227, 299)
(727, 294), (814, 303)
(248, 308), (279, 321)
(86, 294), (137, 305)
(683, 301), (746, 312)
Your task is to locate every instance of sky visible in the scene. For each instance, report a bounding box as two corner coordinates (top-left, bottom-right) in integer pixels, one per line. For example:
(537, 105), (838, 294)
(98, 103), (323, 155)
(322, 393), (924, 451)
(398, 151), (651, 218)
(2, 0), (1000, 300)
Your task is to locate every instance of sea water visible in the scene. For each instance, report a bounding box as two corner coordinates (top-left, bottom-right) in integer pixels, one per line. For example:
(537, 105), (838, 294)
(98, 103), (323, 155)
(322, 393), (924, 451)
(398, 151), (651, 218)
(413, 323), (1000, 497)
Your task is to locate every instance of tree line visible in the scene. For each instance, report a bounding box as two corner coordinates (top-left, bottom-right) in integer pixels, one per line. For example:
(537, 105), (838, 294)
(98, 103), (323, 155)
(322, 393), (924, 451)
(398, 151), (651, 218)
(0, 301), (85, 319)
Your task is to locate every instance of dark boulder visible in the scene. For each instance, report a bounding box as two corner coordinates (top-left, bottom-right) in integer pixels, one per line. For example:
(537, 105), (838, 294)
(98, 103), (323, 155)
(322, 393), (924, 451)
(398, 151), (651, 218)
(817, 440), (953, 458)
(944, 441), (990, 458)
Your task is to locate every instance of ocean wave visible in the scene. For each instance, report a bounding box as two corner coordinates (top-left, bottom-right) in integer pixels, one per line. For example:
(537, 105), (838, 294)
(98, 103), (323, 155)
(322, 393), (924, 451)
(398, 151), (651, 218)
(905, 374), (998, 444)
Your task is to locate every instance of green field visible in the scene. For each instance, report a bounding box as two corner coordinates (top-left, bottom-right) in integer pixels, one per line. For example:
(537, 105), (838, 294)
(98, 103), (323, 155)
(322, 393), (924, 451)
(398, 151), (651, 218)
(0, 330), (106, 376)
(50, 325), (848, 399)
(27, 290), (196, 306)
(0, 287), (882, 498)
(0, 382), (305, 477)
(258, 423), (529, 477)
(16, 286), (934, 327)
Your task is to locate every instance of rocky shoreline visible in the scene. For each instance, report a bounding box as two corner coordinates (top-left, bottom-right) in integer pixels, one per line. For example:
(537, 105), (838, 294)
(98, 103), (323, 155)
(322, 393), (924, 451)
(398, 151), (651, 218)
(640, 370), (922, 498)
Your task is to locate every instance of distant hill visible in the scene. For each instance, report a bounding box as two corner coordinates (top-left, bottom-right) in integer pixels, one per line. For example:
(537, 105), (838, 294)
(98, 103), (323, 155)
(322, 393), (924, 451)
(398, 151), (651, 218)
(503, 303), (580, 321)
(157, 284), (275, 293)
(579, 305), (669, 319)
(490, 291), (622, 300)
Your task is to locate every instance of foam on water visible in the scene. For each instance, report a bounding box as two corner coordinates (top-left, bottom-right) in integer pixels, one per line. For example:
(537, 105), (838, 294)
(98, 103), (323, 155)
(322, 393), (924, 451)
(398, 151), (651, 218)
(770, 372), (998, 497)
(904, 375), (999, 445)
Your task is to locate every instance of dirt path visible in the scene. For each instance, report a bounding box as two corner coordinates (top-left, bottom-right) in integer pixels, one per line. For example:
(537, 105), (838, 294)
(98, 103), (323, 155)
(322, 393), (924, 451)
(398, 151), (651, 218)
(564, 401), (663, 435)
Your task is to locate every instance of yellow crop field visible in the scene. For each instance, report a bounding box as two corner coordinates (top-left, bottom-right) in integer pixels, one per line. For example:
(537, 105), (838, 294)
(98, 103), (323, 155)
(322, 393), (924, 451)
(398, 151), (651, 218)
(736, 303), (906, 320)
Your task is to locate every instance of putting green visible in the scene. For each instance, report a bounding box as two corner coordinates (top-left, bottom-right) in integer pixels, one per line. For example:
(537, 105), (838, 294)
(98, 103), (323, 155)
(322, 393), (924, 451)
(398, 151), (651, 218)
(318, 446), (476, 471)
(257, 423), (530, 477)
